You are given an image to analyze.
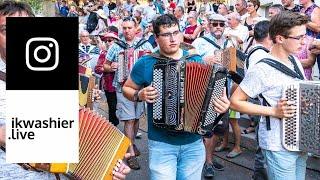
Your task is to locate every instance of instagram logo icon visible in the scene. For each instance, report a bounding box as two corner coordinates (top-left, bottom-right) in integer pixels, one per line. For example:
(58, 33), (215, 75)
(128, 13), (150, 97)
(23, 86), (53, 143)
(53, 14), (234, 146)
(26, 37), (59, 71)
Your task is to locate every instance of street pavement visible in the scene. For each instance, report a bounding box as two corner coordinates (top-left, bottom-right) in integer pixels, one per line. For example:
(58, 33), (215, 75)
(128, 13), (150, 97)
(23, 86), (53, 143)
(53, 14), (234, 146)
(94, 98), (320, 180)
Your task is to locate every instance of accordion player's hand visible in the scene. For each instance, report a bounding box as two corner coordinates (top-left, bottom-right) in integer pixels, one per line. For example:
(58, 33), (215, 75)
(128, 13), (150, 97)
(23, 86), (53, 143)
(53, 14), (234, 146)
(213, 88), (230, 114)
(112, 154), (131, 180)
(139, 86), (158, 103)
(274, 97), (296, 119)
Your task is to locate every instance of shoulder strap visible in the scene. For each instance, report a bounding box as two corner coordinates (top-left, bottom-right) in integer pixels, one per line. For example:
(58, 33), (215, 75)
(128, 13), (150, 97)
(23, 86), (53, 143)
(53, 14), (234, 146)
(134, 38), (148, 50)
(258, 94), (271, 130)
(288, 55), (304, 80)
(201, 36), (221, 50)
(258, 58), (304, 80)
(246, 46), (269, 69)
(0, 71), (5, 82)
(114, 39), (128, 49)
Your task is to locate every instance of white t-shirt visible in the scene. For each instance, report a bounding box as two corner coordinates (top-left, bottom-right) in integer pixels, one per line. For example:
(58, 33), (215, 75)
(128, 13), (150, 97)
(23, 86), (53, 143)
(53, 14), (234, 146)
(244, 44), (269, 74)
(240, 53), (305, 151)
(224, 24), (249, 49)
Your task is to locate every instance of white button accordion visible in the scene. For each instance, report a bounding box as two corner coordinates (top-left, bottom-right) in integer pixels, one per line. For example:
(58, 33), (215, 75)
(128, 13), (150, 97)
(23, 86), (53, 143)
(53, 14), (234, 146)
(282, 81), (320, 155)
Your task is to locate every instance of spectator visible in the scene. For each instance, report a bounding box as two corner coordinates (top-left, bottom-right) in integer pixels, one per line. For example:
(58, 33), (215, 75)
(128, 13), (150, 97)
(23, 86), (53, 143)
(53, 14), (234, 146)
(235, 0), (248, 20)
(268, 4), (284, 18)
(217, 3), (229, 16)
(281, 0), (301, 12)
(183, 11), (199, 44)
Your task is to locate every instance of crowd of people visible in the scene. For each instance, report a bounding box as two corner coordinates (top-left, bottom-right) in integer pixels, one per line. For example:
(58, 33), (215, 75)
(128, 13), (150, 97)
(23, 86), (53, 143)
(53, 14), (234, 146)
(0, 0), (320, 179)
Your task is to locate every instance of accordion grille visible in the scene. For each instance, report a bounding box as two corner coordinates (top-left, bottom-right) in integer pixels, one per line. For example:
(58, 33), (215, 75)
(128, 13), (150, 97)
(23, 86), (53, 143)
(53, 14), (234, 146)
(69, 109), (131, 180)
(184, 62), (212, 133)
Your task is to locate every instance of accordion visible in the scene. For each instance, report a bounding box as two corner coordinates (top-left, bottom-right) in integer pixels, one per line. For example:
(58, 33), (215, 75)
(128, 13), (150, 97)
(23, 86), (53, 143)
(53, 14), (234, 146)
(214, 47), (245, 78)
(29, 108), (131, 180)
(152, 59), (228, 135)
(282, 81), (320, 155)
(117, 49), (150, 84)
(79, 65), (95, 109)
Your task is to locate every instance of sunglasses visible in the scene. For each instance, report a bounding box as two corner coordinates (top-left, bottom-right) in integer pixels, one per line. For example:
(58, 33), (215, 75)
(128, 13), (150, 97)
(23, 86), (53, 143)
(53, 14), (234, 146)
(106, 39), (114, 42)
(210, 22), (225, 27)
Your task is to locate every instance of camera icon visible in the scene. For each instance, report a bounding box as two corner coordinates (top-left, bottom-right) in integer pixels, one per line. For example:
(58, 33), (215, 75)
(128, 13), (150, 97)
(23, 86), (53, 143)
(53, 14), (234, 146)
(26, 37), (59, 71)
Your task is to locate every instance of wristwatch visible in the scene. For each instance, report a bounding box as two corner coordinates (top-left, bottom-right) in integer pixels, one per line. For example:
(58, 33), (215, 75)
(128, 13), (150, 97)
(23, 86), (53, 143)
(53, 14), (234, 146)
(133, 90), (142, 102)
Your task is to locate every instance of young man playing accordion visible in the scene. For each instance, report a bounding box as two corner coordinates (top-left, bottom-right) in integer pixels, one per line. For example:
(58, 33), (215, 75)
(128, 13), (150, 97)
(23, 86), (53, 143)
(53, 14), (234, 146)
(230, 11), (309, 180)
(123, 14), (230, 180)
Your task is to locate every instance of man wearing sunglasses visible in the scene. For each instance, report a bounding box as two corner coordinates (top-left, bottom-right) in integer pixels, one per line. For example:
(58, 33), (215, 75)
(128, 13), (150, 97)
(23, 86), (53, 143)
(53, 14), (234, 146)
(192, 13), (230, 178)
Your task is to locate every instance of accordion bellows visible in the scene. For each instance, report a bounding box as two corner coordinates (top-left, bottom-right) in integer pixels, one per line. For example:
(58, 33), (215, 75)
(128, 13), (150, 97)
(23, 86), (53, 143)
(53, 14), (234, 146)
(79, 65), (95, 109)
(30, 109), (131, 180)
(152, 60), (227, 135)
(282, 81), (320, 155)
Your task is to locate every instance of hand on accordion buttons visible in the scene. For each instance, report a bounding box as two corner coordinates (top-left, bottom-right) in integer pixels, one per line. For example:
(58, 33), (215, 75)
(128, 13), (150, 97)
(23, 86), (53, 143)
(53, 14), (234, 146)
(203, 55), (222, 65)
(112, 153), (131, 180)
(139, 86), (158, 103)
(213, 88), (230, 114)
(111, 62), (119, 72)
(274, 97), (296, 119)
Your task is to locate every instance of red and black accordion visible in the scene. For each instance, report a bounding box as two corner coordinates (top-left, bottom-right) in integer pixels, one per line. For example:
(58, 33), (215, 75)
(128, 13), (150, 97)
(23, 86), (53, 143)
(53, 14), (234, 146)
(282, 81), (320, 155)
(152, 58), (228, 135)
(117, 49), (150, 83)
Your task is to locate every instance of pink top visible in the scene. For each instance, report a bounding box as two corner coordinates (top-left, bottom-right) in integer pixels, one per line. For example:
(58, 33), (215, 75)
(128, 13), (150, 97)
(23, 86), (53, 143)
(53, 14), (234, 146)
(295, 36), (313, 80)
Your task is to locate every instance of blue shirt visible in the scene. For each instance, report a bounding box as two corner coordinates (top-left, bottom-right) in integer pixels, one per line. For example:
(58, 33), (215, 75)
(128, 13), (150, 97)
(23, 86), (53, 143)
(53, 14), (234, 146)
(130, 50), (203, 145)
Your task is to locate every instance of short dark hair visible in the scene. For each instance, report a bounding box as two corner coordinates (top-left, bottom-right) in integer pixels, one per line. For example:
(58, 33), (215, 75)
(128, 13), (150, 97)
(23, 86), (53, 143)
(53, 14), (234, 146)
(269, 4), (284, 12)
(247, 0), (260, 10)
(0, 0), (34, 17)
(108, 25), (118, 34)
(269, 11), (308, 43)
(153, 14), (179, 37)
(254, 20), (270, 42)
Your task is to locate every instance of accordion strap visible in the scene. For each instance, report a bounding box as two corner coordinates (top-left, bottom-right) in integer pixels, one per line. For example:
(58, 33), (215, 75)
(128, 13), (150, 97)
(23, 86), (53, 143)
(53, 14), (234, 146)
(258, 56), (304, 130)
(0, 70), (5, 82)
(245, 46), (269, 69)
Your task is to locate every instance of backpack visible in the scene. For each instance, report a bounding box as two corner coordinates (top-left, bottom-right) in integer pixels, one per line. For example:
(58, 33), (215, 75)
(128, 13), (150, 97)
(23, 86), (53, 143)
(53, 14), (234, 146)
(86, 12), (99, 33)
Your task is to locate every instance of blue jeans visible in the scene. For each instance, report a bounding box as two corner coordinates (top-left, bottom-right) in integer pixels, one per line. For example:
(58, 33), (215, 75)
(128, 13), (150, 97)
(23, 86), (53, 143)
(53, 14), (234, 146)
(148, 139), (205, 180)
(262, 150), (308, 180)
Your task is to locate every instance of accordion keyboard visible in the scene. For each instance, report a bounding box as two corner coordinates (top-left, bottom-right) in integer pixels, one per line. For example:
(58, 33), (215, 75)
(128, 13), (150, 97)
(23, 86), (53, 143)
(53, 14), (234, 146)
(283, 84), (299, 151)
(282, 81), (320, 155)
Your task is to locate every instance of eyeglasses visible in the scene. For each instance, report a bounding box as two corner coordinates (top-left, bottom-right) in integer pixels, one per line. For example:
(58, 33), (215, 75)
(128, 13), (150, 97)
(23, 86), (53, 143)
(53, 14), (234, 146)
(88, 5), (93, 7)
(158, 30), (180, 39)
(210, 22), (225, 27)
(80, 35), (89, 37)
(106, 39), (114, 42)
(284, 35), (306, 41)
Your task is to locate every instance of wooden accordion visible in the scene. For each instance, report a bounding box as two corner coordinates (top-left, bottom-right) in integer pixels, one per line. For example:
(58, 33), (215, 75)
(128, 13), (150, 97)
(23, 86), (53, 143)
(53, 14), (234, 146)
(117, 49), (150, 83)
(214, 47), (245, 77)
(30, 109), (131, 180)
(79, 65), (95, 109)
(152, 59), (228, 135)
(282, 81), (320, 155)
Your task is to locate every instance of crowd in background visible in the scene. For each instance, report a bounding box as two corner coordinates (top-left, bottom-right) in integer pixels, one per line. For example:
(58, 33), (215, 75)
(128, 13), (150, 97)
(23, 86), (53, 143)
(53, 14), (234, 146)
(58, 0), (320, 179)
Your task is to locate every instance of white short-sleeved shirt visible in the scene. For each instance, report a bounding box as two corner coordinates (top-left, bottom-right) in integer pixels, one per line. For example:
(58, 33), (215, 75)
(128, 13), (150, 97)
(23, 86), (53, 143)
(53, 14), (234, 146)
(224, 24), (249, 48)
(240, 53), (305, 151)
(244, 44), (269, 74)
